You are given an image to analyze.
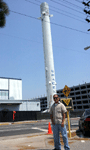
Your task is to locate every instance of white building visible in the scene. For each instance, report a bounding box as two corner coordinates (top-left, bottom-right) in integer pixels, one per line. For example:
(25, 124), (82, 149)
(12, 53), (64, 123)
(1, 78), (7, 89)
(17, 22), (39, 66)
(0, 77), (40, 112)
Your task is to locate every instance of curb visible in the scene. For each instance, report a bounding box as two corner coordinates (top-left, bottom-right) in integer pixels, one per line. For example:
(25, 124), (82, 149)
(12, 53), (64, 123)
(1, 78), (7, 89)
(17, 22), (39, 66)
(0, 123), (11, 126)
(0, 117), (79, 126)
(0, 120), (38, 126)
(0, 119), (51, 126)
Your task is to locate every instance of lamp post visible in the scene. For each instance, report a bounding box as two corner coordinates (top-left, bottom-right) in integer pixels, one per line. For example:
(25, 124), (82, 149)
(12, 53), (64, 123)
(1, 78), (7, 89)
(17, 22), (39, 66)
(84, 46), (90, 50)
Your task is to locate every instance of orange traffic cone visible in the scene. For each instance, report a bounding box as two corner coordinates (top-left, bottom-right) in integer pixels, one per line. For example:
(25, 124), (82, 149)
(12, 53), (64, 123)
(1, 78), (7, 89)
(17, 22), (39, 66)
(47, 122), (53, 134)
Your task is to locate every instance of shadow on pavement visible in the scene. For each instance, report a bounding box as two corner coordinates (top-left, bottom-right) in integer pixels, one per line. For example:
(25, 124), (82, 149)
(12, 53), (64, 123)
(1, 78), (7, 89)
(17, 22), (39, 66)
(76, 129), (90, 138)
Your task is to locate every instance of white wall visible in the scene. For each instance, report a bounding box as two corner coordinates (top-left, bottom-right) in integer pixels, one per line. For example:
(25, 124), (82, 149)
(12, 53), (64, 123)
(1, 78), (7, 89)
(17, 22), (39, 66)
(0, 78), (22, 100)
(0, 101), (40, 111)
(19, 101), (40, 111)
(9, 79), (22, 100)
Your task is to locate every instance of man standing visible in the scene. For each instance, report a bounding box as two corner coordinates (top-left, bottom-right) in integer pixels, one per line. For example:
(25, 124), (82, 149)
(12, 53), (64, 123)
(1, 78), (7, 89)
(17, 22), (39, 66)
(50, 94), (70, 150)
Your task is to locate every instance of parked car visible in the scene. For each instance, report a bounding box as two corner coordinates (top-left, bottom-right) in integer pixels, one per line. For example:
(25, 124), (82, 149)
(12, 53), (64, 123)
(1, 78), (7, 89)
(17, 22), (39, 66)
(79, 109), (90, 135)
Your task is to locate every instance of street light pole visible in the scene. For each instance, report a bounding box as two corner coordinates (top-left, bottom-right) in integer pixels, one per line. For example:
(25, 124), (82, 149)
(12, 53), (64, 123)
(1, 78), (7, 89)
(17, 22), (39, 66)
(84, 46), (90, 50)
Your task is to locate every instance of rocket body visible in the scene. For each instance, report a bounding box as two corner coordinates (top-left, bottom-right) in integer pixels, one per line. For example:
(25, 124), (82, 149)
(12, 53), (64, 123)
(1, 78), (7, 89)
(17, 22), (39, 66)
(40, 2), (57, 109)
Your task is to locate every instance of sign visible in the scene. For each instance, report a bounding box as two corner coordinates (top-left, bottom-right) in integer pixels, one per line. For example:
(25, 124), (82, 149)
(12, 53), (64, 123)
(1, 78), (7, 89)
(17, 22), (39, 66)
(63, 99), (70, 106)
(62, 85), (71, 97)
(60, 98), (73, 110)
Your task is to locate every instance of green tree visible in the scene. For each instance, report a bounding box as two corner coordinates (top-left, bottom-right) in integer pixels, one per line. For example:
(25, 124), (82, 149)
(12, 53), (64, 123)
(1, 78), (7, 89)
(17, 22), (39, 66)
(0, 0), (9, 27)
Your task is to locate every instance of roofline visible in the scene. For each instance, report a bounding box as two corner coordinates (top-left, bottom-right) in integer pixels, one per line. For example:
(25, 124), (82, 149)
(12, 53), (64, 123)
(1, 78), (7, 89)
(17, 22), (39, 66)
(0, 99), (40, 102)
(0, 77), (22, 80)
(57, 82), (90, 91)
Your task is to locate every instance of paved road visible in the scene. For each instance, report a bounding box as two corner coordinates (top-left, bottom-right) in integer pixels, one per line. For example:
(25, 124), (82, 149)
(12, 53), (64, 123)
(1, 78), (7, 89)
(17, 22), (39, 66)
(0, 118), (79, 137)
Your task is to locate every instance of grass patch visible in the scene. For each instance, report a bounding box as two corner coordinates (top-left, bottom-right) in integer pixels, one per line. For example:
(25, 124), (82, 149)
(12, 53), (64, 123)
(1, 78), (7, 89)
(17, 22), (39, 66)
(48, 132), (75, 146)
(70, 137), (90, 141)
(48, 138), (73, 146)
(68, 131), (76, 137)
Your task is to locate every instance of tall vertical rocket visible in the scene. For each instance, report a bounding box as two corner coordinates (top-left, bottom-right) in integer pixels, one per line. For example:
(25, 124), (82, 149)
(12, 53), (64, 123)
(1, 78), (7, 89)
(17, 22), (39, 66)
(40, 2), (57, 109)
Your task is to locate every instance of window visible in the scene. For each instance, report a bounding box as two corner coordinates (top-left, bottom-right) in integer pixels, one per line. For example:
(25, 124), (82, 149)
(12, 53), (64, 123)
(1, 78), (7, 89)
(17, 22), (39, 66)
(77, 106), (82, 109)
(82, 96), (87, 99)
(81, 91), (87, 94)
(76, 96), (81, 100)
(87, 85), (90, 88)
(71, 88), (74, 91)
(84, 105), (89, 109)
(0, 90), (8, 99)
(81, 86), (86, 89)
(83, 100), (88, 104)
(74, 106), (76, 109)
(75, 92), (80, 95)
(75, 87), (79, 90)
(77, 101), (82, 104)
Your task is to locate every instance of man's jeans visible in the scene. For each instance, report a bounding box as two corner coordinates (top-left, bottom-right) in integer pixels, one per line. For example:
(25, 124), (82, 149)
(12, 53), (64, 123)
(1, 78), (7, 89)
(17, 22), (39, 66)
(52, 124), (70, 150)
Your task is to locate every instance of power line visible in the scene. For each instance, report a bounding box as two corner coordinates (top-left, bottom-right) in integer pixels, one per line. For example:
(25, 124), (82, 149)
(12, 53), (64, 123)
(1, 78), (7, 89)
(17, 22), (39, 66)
(0, 32), (42, 44)
(31, 0), (84, 16)
(50, 0), (85, 15)
(26, 0), (86, 24)
(50, 21), (89, 34)
(36, 0), (85, 20)
(35, 0), (41, 3)
(10, 10), (38, 20)
(25, 0), (40, 6)
(35, 0), (85, 19)
(57, 0), (83, 10)
(0, 32), (90, 55)
(49, 4), (84, 19)
(50, 8), (86, 24)
(10, 10), (89, 34)
(74, 0), (82, 3)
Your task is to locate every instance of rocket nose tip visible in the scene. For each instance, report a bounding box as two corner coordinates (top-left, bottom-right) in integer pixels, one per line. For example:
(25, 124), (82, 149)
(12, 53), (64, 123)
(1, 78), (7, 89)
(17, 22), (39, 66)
(40, 2), (49, 10)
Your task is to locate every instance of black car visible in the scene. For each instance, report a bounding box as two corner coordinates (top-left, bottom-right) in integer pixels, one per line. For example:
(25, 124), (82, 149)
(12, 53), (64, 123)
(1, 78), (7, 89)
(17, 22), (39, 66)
(79, 109), (90, 135)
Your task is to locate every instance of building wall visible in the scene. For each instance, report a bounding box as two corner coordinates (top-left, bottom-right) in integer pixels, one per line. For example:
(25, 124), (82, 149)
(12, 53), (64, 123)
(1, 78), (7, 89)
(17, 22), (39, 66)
(0, 100), (40, 111)
(0, 111), (40, 122)
(9, 79), (22, 100)
(39, 82), (90, 112)
(39, 96), (47, 111)
(0, 77), (40, 112)
(57, 82), (90, 111)
(0, 77), (22, 100)
(0, 104), (19, 111)
(19, 101), (40, 111)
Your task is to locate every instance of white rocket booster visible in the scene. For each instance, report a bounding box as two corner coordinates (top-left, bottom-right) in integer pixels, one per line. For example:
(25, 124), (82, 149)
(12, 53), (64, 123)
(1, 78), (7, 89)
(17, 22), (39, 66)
(40, 2), (57, 109)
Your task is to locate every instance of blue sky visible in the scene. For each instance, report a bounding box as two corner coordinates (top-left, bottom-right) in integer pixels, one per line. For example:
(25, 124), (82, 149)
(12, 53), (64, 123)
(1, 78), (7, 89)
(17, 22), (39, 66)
(0, 0), (90, 99)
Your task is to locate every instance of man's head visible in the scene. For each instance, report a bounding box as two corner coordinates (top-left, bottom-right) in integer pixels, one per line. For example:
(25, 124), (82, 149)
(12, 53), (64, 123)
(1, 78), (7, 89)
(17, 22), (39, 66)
(53, 94), (60, 103)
